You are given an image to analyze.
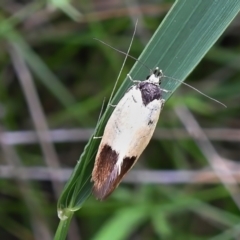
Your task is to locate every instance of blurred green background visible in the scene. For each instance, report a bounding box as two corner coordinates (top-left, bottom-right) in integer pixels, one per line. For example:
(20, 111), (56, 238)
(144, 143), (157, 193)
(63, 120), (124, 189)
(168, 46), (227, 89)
(1, 0), (240, 240)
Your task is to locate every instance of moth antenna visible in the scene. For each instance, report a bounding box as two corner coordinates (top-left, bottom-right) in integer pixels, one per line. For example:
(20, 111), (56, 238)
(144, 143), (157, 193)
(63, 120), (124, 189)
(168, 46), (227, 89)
(94, 38), (151, 73)
(163, 75), (227, 108)
(93, 27), (151, 74)
(107, 19), (139, 106)
(94, 25), (226, 108)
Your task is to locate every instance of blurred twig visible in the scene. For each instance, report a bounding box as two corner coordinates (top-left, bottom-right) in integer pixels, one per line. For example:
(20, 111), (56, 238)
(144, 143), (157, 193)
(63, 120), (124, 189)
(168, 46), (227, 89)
(0, 127), (52, 240)
(0, 128), (240, 145)
(82, 4), (170, 22)
(125, 0), (151, 44)
(175, 105), (240, 209)
(2, 166), (240, 184)
(9, 43), (63, 196)
(8, 41), (81, 240)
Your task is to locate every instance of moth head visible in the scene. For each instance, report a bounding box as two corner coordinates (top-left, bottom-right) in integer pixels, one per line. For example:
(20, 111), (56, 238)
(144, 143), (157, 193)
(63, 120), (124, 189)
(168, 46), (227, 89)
(146, 67), (163, 85)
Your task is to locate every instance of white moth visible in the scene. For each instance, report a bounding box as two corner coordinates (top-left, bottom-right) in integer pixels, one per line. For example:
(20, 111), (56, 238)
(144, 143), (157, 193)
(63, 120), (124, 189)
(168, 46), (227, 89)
(91, 67), (167, 200)
(91, 23), (226, 200)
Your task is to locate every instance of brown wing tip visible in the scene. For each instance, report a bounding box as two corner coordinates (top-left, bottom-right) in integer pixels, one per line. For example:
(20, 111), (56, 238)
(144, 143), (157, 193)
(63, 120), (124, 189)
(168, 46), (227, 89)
(92, 185), (110, 201)
(92, 155), (137, 201)
(91, 144), (119, 200)
(91, 143), (138, 200)
(92, 167), (119, 200)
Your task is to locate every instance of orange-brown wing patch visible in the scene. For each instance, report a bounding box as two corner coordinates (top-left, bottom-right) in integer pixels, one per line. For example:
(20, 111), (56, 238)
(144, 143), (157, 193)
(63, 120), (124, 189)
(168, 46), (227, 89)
(102, 155), (137, 199)
(92, 144), (118, 199)
(92, 144), (137, 200)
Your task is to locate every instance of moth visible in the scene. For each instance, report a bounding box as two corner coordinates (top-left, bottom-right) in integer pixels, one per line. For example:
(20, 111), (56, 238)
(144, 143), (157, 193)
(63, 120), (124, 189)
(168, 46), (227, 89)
(91, 67), (167, 200)
(91, 24), (226, 200)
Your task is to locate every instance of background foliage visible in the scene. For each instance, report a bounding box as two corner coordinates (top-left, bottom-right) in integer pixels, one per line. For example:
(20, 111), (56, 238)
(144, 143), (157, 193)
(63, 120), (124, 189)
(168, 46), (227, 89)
(0, 0), (240, 240)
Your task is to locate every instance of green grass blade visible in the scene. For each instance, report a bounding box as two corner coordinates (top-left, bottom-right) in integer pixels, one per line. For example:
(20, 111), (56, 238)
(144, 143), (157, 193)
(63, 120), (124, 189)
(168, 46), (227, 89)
(9, 34), (75, 106)
(54, 211), (74, 240)
(49, 0), (82, 21)
(91, 206), (149, 240)
(0, 19), (75, 107)
(56, 0), (240, 233)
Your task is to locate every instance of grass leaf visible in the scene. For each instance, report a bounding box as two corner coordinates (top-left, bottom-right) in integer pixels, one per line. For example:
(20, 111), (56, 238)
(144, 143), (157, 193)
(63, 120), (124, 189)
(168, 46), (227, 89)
(56, 0), (240, 236)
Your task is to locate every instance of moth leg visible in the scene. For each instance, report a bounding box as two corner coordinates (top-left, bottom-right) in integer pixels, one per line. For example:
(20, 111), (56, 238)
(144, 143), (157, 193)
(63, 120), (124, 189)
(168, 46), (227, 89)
(162, 88), (172, 93)
(108, 103), (117, 107)
(93, 136), (102, 139)
(127, 74), (141, 84)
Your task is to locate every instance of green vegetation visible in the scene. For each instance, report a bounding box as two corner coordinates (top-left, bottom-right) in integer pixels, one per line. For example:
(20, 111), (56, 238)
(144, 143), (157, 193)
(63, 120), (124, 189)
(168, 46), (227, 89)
(0, 0), (240, 240)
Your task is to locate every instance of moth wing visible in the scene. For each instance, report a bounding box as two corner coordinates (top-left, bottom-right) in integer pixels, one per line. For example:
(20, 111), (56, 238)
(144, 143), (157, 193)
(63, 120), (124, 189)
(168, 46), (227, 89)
(92, 86), (164, 200)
